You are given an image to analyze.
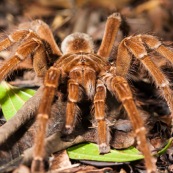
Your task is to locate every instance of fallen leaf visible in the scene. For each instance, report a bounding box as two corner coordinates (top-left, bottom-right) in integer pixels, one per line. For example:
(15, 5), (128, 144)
(67, 143), (144, 162)
(0, 81), (36, 120)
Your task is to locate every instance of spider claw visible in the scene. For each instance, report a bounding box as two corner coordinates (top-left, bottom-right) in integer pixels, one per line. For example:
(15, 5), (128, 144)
(99, 143), (110, 154)
(63, 125), (73, 134)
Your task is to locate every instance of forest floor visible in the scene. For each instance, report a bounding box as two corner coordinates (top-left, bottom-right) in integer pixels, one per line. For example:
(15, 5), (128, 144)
(0, 0), (173, 172)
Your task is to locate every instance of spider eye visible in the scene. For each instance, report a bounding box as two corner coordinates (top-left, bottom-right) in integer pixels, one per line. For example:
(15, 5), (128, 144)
(61, 32), (94, 54)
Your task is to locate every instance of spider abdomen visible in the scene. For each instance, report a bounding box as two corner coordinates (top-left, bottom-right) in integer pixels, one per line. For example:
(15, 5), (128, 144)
(61, 32), (94, 54)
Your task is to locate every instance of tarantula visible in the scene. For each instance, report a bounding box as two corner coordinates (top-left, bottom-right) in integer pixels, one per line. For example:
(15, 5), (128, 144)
(0, 12), (173, 173)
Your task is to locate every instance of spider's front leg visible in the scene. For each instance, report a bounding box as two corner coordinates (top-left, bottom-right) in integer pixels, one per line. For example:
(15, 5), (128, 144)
(94, 79), (110, 153)
(31, 67), (61, 173)
(103, 74), (156, 173)
(64, 78), (81, 134)
(64, 66), (96, 133)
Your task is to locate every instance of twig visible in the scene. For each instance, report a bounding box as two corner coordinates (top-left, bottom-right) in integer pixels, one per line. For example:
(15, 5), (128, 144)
(0, 132), (85, 172)
(23, 132), (85, 165)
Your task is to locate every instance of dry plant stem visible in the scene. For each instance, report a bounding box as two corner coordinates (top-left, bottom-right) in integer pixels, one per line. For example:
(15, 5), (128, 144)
(97, 13), (121, 59)
(106, 75), (156, 173)
(23, 132), (85, 166)
(0, 86), (43, 146)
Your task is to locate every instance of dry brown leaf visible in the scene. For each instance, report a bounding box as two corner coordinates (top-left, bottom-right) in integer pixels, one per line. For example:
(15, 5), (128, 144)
(50, 150), (72, 171)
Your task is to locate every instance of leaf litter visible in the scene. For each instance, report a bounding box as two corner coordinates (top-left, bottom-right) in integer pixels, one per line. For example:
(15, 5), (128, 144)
(0, 0), (173, 172)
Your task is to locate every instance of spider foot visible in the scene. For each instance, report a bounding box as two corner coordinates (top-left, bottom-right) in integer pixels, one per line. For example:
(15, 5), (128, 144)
(63, 125), (74, 135)
(31, 158), (45, 173)
(99, 143), (110, 154)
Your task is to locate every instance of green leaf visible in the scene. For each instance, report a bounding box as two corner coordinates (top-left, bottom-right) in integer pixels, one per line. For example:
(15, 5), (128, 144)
(67, 138), (173, 163)
(157, 137), (173, 156)
(0, 81), (36, 120)
(67, 143), (144, 162)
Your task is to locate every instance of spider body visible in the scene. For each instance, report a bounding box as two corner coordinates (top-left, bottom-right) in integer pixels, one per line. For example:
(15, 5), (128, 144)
(1, 13), (173, 173)
(41, 33), (111, 151)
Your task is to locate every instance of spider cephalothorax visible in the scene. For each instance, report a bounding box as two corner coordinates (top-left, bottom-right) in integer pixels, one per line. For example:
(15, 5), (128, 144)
(1, 12), (173, 173)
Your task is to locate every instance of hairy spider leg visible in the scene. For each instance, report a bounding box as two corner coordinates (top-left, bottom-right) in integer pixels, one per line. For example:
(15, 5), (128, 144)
(33, 45), (49, 77)
(0, 19), (63, 81)
(139, 34), (173, 64)
(97, 13), (121, 60)
(18, 20), (62, 56)
(94, 79), (110, 153)
(104, 74), (156, 173)
(31, 20), (62, 56)
(0, 30), (31, 51)
(64, 64), (97, 133)
(31, 67), (61, 172)
(123, 36), (173, 112)
(116, 41), (132, 77)
(0, 38), (44, 81)
(65, 78), (81, 134)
